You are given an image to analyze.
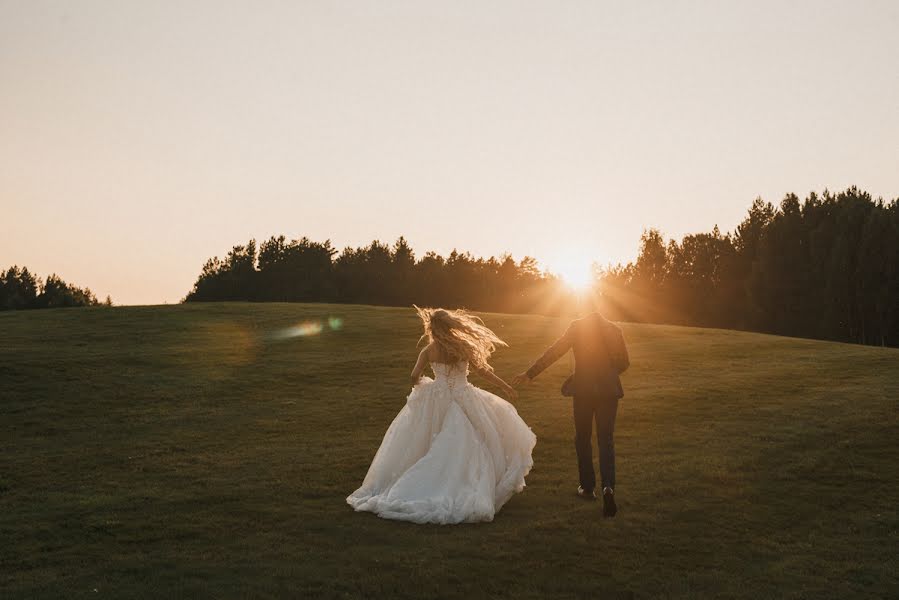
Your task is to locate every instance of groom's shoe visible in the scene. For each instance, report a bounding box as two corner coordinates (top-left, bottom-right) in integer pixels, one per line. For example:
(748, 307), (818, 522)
(602, 487), (618, 517)
(577, 486), (597, 500)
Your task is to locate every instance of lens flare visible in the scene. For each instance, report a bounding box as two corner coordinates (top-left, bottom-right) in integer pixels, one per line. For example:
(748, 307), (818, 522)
(273, 320), (324, 339)
(270, 316), (346, 340)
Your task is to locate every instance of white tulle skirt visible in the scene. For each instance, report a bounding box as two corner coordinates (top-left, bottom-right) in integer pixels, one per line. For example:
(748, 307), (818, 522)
(347, 376), (537, 524)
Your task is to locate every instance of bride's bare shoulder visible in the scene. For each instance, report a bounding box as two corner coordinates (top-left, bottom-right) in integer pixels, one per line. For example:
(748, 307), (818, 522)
(426, 342), (458, 364)
(422, 341), (440, 361)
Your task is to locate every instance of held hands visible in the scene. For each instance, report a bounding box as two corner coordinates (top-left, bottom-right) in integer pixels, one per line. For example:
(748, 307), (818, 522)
(511, 372), (532, 387)
(504, 372), (531, 401)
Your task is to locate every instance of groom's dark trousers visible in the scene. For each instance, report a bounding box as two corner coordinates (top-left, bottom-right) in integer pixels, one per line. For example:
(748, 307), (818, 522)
(526, 312), (629, 493)
(573, 394), (618, 491)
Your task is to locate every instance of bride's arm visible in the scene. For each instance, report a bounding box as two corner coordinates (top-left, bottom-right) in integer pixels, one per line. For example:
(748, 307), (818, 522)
(472, 365), (518, 402)
(410, 343), (433, 383)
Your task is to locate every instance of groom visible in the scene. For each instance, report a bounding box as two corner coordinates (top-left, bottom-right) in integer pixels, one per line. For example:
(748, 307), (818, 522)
(513, 297), (629, 517)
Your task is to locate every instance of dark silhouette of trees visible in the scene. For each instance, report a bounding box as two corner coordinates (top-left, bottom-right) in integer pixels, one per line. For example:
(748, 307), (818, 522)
(185, 235), (570, 314)
(0, 266), (39, 310)
(599, 187), (898, 347)
(0, 266), (107, 310)
(186, 240), (260, 301)
(256, 236), (336, 302)
(184, 187), (899, 348)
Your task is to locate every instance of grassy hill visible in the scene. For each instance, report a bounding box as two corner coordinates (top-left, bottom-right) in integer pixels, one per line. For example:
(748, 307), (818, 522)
(1, 303), (897, 599)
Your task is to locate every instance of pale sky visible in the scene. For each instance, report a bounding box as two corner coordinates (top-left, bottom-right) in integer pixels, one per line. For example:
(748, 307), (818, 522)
(2, 1), (897, 305)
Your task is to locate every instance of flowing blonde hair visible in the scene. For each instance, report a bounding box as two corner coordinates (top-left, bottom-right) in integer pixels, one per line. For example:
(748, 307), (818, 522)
(415, 305), (507, 371)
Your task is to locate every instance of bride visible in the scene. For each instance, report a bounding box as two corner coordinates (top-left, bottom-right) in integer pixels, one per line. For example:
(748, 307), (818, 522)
(347, 306), (536, 524)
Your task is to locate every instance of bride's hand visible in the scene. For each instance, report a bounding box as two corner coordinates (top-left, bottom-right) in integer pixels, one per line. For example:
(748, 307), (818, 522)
(505, 386), (519, 402)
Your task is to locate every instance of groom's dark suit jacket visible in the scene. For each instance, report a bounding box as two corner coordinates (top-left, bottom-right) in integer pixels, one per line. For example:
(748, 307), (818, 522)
(526, 312), (629, 399)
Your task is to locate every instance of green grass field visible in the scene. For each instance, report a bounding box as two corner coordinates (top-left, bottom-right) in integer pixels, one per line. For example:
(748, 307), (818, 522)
(2, 303), (897, 599)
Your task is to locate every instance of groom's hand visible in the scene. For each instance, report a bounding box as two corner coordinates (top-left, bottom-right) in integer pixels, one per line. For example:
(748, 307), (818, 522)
(512, 372), (532, 387)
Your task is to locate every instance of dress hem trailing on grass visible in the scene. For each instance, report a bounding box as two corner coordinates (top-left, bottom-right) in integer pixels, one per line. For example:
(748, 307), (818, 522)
(347, 363), (537, 525)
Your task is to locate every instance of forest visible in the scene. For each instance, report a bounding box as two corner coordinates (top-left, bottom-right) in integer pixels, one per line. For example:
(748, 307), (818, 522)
(0, 266), (110, 310)
(177, 186), (894, 348)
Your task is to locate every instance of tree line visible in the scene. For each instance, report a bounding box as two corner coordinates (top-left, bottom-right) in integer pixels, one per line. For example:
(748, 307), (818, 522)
(0, 266), (111, 310)
(603, 187), (898, 347)
(185, 187), (898, 348)
(185, 236), (569, 316)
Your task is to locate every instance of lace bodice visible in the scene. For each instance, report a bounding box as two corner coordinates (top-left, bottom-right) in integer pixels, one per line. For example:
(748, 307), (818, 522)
(430, 361), (470, 389)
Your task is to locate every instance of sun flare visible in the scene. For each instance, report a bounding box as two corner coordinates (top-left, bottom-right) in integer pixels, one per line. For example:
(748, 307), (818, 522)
(551, 258), (596, 292)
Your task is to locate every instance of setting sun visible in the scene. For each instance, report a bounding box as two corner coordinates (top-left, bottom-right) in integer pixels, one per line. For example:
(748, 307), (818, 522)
(549, 256), (597, 292)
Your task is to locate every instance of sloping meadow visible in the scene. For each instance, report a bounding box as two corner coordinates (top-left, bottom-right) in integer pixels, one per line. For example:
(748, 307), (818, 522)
(1, 303), (897, 599)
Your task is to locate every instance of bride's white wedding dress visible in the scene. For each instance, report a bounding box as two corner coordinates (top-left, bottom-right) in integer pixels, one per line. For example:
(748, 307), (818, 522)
(347, 361), (536, 524)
